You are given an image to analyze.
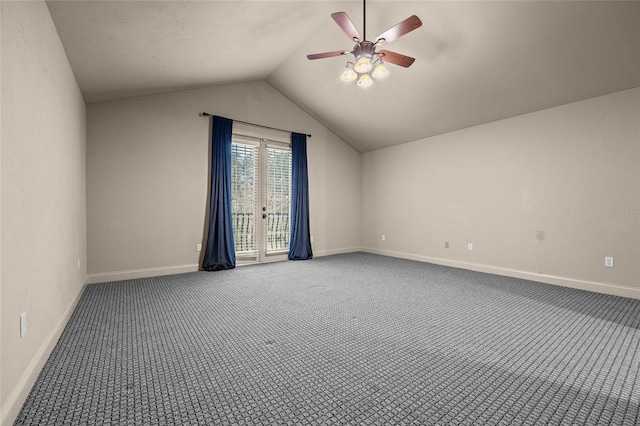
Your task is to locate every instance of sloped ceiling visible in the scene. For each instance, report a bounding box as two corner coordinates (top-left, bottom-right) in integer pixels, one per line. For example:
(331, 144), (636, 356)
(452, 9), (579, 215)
(46, 1), (640, 153)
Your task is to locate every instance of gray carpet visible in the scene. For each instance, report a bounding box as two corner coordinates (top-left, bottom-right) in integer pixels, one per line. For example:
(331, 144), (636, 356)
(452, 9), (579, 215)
(14, 252), (640, 425)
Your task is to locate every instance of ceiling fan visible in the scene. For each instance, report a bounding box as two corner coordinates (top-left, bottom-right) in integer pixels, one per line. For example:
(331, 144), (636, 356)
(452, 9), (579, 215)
(307, 0), (422, 88)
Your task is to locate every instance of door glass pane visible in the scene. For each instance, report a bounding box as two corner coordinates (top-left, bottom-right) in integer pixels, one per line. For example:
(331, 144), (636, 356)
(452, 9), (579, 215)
(231, 143), (257, 255)
(265, 147), (291, 253)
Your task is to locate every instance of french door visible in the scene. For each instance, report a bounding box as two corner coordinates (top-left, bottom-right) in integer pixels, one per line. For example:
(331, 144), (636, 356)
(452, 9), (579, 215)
(230, 136), (292, 263)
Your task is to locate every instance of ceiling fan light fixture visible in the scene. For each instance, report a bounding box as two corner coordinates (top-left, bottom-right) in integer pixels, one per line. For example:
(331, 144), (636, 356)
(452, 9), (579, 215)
(340, 63), (358, 82)
(307, 2), (422, 89)
(371, 62), (389, 79)
(357, 73), (374, 88)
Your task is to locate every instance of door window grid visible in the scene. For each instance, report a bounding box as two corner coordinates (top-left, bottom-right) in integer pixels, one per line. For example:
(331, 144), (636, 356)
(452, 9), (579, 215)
(265, 147), (292, 252)
(231, 142), (258, 254)
(230, 139), (291, 260)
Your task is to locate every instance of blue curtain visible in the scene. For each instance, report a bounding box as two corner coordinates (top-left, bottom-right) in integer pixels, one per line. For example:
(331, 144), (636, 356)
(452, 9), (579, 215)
(202, 116), (236, 271)
(289, 133), (313, 260)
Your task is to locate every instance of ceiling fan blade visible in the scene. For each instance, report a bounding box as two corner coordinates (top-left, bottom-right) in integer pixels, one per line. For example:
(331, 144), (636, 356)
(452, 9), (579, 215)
(331, 12), (362, 42)
(377, 50), (416, 68)
(307, 50), (351, 60)
(375, 15), (422, 44)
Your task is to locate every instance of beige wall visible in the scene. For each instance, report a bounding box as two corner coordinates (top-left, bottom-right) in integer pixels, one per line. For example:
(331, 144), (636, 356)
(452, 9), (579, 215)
(1, 1), (87, 422)
(363, 88), (640, 297)
(87, 81), (362, 280)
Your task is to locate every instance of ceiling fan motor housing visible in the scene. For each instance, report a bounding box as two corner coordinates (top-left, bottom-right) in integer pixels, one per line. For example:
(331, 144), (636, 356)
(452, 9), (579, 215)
(353, 41), (376, 60)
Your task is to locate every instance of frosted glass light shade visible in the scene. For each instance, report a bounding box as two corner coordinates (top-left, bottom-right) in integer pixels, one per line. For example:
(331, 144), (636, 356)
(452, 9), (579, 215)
(340, 67), (358, 82)
(357, 73), (373, 88)
(371, 63), (389, 79)
(354, 56), (373, 73)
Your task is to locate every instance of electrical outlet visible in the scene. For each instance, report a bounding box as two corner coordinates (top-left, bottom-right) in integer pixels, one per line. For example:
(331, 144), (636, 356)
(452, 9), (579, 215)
(381, 234), (386, 241)
(467, 243), (473, 251)
(605, 257), (614, 268)
(20, 313), (27, 338)
(445, 241), (450, 248)
(196, 243), (202, 252)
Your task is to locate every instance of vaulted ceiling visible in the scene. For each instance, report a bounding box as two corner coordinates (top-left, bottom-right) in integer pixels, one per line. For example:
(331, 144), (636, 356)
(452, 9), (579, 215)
(46, 1), (640, 153)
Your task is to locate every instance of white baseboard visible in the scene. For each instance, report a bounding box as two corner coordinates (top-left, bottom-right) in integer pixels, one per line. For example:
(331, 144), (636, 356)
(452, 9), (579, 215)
(363, 247), (640, 300)
(87, 264), (200, 284)
(0, 281), (87, 426)
(85, 249), (365, 284)
(313, 247), (363, 257)
(87, 249), (637, 301)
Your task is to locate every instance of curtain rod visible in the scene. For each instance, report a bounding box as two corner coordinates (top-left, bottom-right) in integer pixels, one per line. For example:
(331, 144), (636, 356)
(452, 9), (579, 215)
(199, 112), (311, 138)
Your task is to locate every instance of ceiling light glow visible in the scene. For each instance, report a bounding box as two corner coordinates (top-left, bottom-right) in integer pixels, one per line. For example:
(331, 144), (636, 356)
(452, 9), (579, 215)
(371, 63), (389, 79)
(340, 63), (358, 82)
(354, 56), (373, 73)
(357, 73), (373, 88)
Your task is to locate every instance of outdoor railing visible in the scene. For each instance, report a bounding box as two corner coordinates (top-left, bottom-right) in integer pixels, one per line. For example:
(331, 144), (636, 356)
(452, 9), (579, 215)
(232, 212), (289, 253)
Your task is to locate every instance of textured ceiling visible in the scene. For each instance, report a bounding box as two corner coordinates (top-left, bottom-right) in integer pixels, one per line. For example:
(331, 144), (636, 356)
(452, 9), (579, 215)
(47, 1), (640, 153)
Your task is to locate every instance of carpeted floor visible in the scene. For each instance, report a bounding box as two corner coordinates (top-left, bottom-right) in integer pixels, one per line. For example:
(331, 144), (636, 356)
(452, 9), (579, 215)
(14, 252), (640, 425)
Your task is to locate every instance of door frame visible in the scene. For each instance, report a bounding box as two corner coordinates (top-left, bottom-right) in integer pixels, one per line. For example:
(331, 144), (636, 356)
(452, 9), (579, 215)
(231, 124), (291, 265)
